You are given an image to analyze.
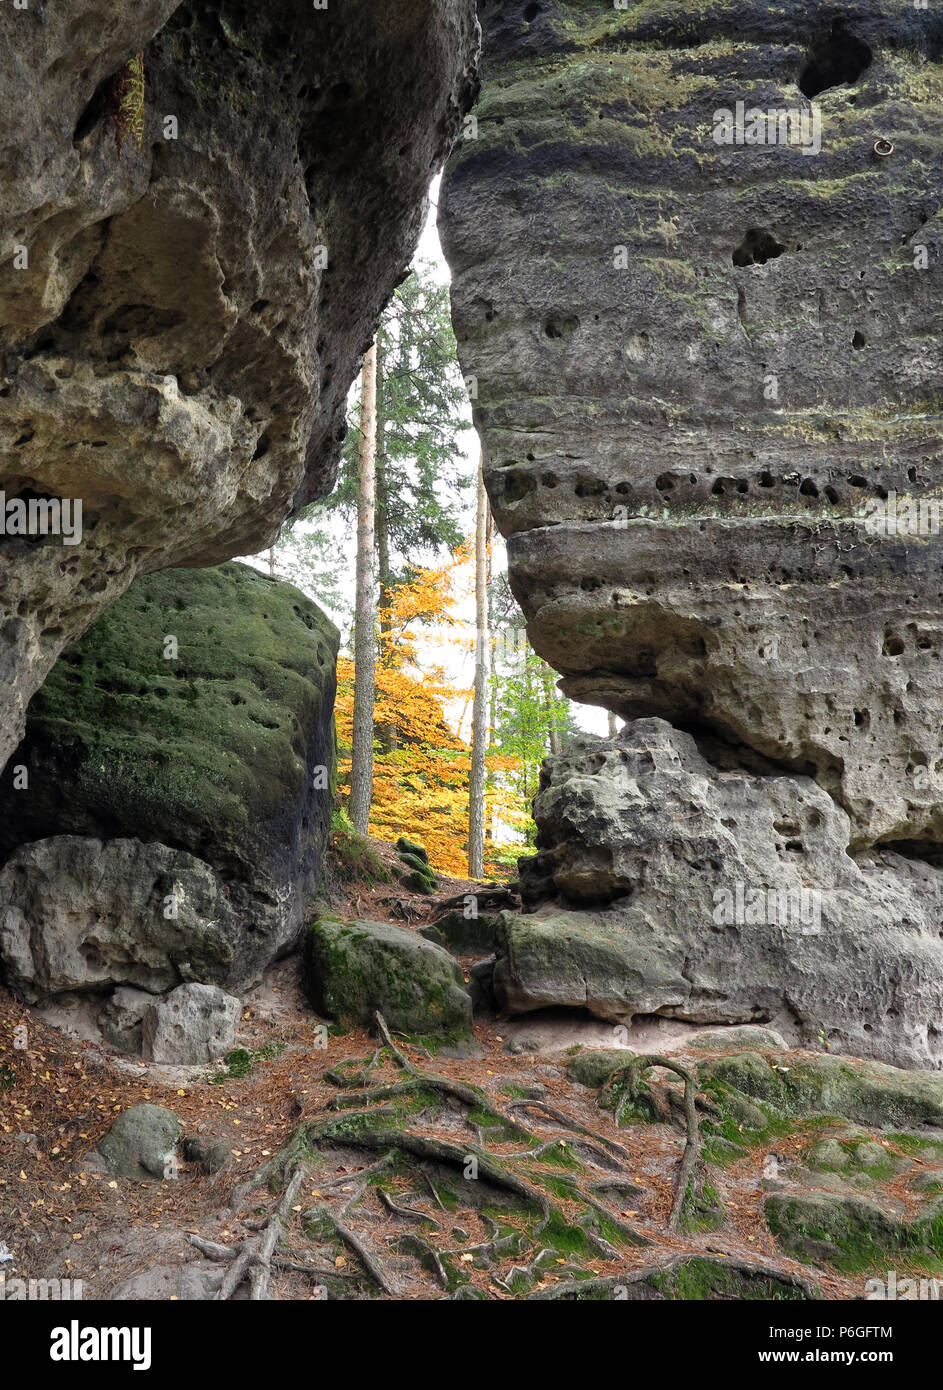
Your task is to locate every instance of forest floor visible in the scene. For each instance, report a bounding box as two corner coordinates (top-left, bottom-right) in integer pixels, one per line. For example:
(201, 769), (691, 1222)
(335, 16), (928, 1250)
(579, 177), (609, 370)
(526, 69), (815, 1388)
(0, 834), (931, 1302)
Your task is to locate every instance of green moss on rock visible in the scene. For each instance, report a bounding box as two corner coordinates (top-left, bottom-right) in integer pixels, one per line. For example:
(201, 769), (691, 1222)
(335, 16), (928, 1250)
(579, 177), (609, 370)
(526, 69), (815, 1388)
(304, 916), (474, 1041)
(0, 562), (339, 894)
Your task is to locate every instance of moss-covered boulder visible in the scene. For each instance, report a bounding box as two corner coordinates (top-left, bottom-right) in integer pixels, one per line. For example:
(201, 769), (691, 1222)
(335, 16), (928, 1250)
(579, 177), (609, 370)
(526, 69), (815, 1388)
(699, 1052), (943, 1130)
(566, 1050), (637, 1089)
(0, 563), (338, 1002)
(396, 838), (429, 865)
(765, 1191), (943, 1273)
(304, 916), (474, 1043)
(396, 840), (438, 894)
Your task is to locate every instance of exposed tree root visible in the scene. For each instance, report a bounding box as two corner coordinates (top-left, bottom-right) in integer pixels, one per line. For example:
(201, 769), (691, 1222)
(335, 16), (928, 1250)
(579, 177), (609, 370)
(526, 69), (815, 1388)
(219, 1031), (748, 1299)
(378, 1188), (440, 1226)
(528, 1254), (819, 1301)
(506, 1097), (632, 1160)
(601, 1054), (703, 1232)
(316, 1207), (401, 1296)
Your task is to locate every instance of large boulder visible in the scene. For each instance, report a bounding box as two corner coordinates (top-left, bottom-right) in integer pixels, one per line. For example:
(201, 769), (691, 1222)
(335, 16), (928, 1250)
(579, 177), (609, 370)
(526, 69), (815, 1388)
(491, 720), (943, 1070)
(0, 563), (337, 1005)
(0, 0), (479, 774)
(304, 915), (475, 1043)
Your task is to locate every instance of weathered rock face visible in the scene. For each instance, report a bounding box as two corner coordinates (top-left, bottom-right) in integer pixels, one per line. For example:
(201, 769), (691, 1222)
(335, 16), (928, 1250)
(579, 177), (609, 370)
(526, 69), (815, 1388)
(141, 983), (240, 1064)
(490, 720), (943, 1070)
(0, 0), (479, 773)
(442, 1), (943, 1068)
(0, 562), (337, 1005)
(442, 0), (943, 849)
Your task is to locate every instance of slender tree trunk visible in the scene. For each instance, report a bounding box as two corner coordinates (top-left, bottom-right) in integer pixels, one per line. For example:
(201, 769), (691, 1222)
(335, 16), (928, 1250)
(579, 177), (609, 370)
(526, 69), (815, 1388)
(374, 340), (392, 629)
(268, 544), (276, 578)
(608, 711), (620, 737)
(485, 502), (495, 847)
(350, 340), (378, 834)
(373, 340), (398, 755)
(468, 454), (489, 879)
(541, 662), (563, 757)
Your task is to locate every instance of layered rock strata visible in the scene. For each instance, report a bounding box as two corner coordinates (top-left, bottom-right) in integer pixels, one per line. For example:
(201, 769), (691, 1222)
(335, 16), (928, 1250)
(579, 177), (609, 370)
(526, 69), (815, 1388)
(442, 0), (943, 1065)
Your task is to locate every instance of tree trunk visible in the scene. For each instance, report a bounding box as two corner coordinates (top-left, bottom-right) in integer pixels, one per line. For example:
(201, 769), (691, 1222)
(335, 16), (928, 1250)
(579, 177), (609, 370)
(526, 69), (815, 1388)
(268, 544), (276, 578)
(373, 339), (398, 755)
(374, 339), (392, 629)
(485, 502), (495, 847)
(608, 711), (620, 737)
(350, 340), (378, 835)
(541, 662), (563, 757)
(468, 454), (489, 879)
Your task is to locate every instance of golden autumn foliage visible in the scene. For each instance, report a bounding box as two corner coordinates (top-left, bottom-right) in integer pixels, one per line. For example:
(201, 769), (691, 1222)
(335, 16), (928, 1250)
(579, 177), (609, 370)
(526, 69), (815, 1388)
(335, 550), (525, 879)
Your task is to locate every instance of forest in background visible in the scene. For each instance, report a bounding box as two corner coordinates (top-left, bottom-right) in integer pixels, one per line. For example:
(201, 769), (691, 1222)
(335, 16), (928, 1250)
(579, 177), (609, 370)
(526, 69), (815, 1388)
(250, 260), (579, 878)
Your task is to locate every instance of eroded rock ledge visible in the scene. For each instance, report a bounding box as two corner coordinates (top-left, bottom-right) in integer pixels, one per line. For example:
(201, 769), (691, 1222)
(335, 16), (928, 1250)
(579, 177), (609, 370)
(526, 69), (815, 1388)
(0, 0), (479, 772)
(441, 0), (943, 1067)
(492, 721), (943, 1071)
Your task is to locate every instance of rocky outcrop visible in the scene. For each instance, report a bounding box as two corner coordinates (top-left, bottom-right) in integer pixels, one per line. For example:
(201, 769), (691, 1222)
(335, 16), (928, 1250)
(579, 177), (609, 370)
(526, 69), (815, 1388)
(442, 2), (943, 1066)
(0, 562), (337, 1012)
(0, 0), (479, 774)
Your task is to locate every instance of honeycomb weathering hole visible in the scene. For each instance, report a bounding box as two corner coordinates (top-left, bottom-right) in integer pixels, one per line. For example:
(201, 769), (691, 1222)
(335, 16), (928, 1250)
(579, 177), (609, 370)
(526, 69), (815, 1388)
(732, 228), (786, 267)
(799, 24), (873, 99)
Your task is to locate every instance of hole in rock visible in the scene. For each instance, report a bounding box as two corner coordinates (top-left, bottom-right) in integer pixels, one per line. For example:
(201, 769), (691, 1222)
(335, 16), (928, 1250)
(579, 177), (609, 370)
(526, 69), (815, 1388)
(732, 228), (786, 267)
(523, 2), (541, 20)
(852, 330), (867, 349)
(799, 23), (873, 98)
(543, 312), (580, 339)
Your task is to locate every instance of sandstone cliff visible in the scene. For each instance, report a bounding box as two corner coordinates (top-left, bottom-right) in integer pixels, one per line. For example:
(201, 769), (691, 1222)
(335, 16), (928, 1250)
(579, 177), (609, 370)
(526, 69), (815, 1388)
(0, 0), (479, 772)
(442, 0), (943, 1065)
